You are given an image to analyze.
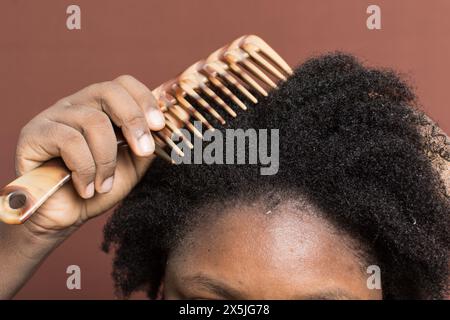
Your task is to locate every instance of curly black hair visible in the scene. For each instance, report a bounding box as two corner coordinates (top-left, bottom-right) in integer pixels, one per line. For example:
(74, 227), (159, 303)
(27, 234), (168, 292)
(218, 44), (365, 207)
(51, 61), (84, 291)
(102, 53), (449, 300)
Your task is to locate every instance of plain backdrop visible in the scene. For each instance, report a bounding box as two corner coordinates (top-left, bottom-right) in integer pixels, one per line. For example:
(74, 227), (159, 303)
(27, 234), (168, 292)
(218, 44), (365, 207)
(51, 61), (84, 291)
(0, 0), (449, 299)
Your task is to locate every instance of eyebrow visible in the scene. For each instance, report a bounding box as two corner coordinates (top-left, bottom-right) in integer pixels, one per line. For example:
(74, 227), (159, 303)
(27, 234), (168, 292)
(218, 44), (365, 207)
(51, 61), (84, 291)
(301, 290), (359, 300)
(182, 274), (358, 300)
(182, 274), (245, 300)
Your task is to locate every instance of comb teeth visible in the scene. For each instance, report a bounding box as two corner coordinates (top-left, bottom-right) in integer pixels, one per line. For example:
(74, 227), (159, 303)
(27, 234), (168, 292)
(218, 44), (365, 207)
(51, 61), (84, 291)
(151, 35), (292, 162)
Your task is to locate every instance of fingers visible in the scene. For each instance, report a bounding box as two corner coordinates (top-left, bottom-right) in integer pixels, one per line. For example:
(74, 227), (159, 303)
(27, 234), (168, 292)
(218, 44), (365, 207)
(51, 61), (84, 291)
(114, 75), (165, 130)
(16, 75), (165, 200)
(66, 75), (165, 157)
(48, 105), (118, 194)
(92, 81), (156, 156)
(16, 120), (97, 199)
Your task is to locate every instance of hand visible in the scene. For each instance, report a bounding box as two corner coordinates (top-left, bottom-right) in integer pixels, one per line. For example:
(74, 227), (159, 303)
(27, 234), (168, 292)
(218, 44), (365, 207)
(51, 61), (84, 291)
(15, 75), (165, 235)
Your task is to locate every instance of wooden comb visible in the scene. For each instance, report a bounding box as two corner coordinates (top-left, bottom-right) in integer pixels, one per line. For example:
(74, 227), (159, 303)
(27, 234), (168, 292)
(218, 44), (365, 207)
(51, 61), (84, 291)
(0, 35), (292, 224)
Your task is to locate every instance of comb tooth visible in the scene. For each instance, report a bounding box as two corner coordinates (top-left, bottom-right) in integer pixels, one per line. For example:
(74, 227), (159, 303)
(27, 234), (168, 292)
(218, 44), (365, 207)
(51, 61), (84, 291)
(206, 73), (247, 110)
(153, 135), (174, 164)
(261, 48), (293, 76)
(199, 84), (237, 117)
(164, 114), (194, 149)
(157, 130), (185, 157)
(242, 45), (287, 81)
(221, 68), (258, 104)
(182, 84), (226, 125)
(226, 60), (268, 96)
(154, 145), (174, 164)
(175, 88), (214, 131)
(223, 70), (258, 103)
(241, 58), (277, 89)
(205, 62), (258, 104)
(171, 110), (203, 138)
(243, 40), (293, 76)
(182, 119), (204, 139)
(177, 95), (214, 131)
(153, 134), (168, 150)
(167, 105), (203, 139)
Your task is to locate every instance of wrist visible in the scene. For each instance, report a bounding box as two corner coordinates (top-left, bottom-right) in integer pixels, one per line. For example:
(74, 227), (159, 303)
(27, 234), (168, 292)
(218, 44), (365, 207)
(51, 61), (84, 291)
(0, 221), (76, 299)
(24, 219), (78, 241)
(0, 221), (76, 262)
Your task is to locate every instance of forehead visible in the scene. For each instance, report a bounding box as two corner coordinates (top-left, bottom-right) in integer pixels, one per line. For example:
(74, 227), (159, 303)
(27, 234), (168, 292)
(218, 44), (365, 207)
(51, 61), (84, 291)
(167, 199), (377, 299)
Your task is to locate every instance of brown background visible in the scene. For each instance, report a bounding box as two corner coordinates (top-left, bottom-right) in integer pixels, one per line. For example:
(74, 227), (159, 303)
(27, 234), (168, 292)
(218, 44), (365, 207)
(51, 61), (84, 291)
(0, 0), (449, 299)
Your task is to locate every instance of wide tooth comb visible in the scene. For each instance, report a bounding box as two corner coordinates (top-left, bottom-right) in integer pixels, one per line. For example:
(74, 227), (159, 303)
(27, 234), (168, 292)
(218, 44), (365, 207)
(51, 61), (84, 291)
(152, 135), (174, 164)
(201, 66), (248, 111)
(240, 35), (293, 79)
(205, 51), (259, 104)
(0, 35), (292, 224)
(154, 83), (204, 139)
(179, 63), (227, 125)
(164, 113), (194, 149)
(223, 48), (270, 96)
(182, 61), (238, 119)
(174, 84), (215, 131)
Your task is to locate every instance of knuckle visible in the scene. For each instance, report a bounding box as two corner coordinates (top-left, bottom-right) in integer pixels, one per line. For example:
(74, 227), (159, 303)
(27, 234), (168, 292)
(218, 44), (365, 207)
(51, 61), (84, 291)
(15, 121), (51, 168)
(71, 104), (96, 117)
(15, 162), (25, 176)
(96, 157), (117, 170)
(14, 146), (27, 172)
(114, 74), (136, 84)
(18, 124), (32, 143)
(81, 108), (111, 129)
(75, 162), (96, 178)
(54, 97), (72, 107)
(17, 120), (48, 149)
(85, 81), (123, 102)
(62, 128), (84, 145)
(15, 136), (29, 159)
(85, 82), (103, 96)
(92, 112), (112, 129)
(100, 81), (123, 98)
(115, 75), (154, 107)
(124, 114), (147, 130)
(137, 91), (155, 109)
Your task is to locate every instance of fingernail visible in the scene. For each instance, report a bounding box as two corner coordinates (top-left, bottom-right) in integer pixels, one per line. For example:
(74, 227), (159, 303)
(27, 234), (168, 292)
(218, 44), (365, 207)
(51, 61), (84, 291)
(138, 133), (154, 155)
(147, 109), (166, 129)
(85, 182), (95, 198)
(100, 176), (114, 193)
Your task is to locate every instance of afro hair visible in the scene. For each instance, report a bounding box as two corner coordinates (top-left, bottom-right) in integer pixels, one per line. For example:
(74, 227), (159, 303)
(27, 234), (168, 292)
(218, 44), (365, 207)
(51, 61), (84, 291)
(103, 53), (449, 300)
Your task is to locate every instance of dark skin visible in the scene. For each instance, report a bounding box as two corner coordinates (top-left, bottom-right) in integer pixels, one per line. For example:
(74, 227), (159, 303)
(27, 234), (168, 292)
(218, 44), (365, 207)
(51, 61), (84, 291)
(161, 198), (382, 300)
